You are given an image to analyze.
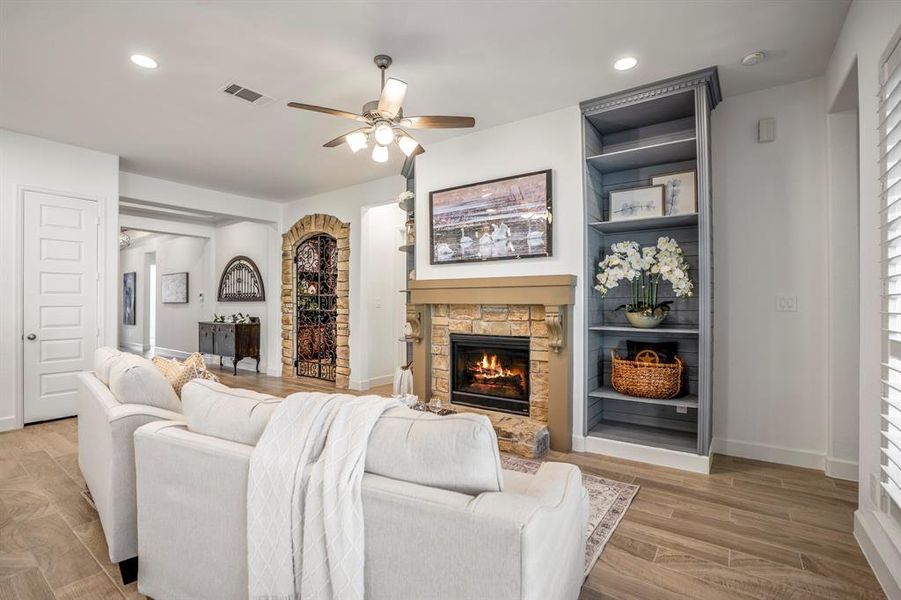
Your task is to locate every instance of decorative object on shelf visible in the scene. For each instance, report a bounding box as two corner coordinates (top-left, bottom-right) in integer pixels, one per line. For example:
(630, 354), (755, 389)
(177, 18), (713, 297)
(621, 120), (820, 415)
(225, 313), (255, 324)
(611, 349), (683, 399)
(161, 272), (189, 304)
(213, 313), (225, 323)
(408, 269), (416, 281)
(122, 272), (136, 325)
(595, 237), (693, 328)
(397, 190), (415, 212)
(404, 219), (416, 244)
(119, 231), (131, 250)
(430, 170), (552, 264)
(652, 170), (697, 216)
(626, 340), (678, 364)
(217, 256), (265, 302)
(286, 54), (475, 168)
(609, 185), (665, 222)
(403, 309), (422, 342)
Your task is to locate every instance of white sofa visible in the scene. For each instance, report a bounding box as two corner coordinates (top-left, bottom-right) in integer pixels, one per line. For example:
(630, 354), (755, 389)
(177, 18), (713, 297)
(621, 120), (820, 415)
(77, 347), (184, 581)
(134, 380), (589, 600)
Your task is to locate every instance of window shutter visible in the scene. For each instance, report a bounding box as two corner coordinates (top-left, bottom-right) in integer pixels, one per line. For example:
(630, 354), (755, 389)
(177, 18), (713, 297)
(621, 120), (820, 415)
(881, 36), (901, 509)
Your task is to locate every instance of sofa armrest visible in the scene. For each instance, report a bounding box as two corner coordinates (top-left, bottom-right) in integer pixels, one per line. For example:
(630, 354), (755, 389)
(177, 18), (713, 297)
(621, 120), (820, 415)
(468, 462), (583, 523)
(106, 402), (183, 424)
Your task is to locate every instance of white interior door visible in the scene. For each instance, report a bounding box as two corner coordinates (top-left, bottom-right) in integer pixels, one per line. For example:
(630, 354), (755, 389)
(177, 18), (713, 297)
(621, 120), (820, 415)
(23, 191), (99, 423)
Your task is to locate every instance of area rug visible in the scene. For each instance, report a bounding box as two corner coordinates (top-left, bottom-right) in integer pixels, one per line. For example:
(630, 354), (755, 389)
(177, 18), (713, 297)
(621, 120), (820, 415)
(500, 455), (638, 576)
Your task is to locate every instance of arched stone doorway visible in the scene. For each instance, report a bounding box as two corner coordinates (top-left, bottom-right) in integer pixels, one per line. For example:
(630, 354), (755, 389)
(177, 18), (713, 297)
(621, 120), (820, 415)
(281, 214), (350, 389)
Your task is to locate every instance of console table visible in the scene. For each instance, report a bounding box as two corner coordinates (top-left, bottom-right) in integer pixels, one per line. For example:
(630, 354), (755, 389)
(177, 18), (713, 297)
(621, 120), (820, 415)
(198, 322), (260, 375)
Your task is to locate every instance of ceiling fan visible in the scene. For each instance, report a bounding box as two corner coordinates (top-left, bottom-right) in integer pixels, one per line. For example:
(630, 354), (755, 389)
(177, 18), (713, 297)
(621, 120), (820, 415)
(287, 54), (475, 163)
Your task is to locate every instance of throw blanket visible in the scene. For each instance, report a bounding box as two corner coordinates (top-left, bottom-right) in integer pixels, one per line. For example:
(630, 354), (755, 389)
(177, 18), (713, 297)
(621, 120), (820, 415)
(247, 392), (399, 600)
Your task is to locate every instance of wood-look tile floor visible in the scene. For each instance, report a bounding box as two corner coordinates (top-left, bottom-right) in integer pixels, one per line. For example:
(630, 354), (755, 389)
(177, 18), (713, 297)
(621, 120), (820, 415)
(0, 368), (885, 599)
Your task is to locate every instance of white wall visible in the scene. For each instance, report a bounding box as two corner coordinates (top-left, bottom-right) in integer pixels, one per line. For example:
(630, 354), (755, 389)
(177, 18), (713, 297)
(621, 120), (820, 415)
(213, 220), (280, 373)
(0, 130), (119, 431)
(359, 202), (407, 388)
(826, 1), (901, 595)
(710, 77), (831, 468)
(118, 240), (148, 351)
(118, 234), (211, 356)
(282, 175), (407, 388)
(414, 107), (585, 436)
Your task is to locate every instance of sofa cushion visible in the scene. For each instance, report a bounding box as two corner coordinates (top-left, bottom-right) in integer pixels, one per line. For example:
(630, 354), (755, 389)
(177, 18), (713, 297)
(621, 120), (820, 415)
(94, 346), (123, 386)
(181, 380), (282, 445)
(365, 406), (504, 495)
(108, 354), (182, 413)
(152, 353), (219, 397)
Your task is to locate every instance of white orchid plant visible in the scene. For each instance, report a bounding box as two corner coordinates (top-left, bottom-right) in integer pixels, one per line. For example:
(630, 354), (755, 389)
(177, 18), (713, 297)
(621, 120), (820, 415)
(595, 237), (693, 315)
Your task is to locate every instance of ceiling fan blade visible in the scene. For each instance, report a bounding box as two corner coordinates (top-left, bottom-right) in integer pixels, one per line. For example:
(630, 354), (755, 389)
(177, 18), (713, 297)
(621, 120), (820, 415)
(377, 78), (407, 118)
(400, 115), (475, 129)
(287, 102), (368, 123)
(322, 127), (370, 148)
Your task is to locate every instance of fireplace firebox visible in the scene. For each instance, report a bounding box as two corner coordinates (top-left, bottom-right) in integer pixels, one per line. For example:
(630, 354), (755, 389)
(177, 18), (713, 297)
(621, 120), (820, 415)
(450, 334), (530, 416)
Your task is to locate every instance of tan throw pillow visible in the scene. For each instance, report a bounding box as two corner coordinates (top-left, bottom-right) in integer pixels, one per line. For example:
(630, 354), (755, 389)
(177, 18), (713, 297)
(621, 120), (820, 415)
(152, 353), (219, 396)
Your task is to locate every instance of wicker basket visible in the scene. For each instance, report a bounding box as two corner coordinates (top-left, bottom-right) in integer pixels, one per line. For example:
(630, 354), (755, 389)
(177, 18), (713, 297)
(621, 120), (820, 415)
(610, 350), (683, 399)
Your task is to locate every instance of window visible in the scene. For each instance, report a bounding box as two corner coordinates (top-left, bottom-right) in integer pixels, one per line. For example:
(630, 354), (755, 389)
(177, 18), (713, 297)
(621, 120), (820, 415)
(881, 35), (901, 511)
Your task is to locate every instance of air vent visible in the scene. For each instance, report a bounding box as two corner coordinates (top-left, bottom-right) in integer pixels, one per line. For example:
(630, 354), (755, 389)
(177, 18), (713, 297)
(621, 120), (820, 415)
(221, 82), (274, 106)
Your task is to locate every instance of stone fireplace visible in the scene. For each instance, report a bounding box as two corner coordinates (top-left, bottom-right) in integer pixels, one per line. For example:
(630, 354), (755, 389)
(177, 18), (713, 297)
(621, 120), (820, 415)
(406, 276), (576, 458)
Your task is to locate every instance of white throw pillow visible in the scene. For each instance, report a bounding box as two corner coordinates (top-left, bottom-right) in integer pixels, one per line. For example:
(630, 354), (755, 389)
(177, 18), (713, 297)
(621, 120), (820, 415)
(108, 353), (181, 413)
(365, 406), (504, 495)
(93, 346), (123, 386)
(181, 379), (282, 445)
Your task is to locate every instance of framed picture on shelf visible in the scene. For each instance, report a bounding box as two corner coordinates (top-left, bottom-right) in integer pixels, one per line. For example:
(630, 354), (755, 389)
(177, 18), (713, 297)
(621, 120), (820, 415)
(429, 169), (552, 264)
(652, 170), (697, 216)
(609, 184), (665, 222)
(161, 272), (189, 303)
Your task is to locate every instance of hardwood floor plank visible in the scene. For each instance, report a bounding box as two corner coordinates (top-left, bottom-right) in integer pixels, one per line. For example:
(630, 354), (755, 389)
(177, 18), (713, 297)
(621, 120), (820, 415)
(789, 506), (855, 533)
(730, 551), (885, 600)
(54, 572), (123, 600)
(15, 513), (100, 590)
(0, 506), (39, 580)
(632, 477), (792, 519)
(0, 567), (55, 600)
(800, 553), (886, 594)
(53, 454), (86, 489)
(616, 520), (731, 566)
(607, 531), (659, 561)
(0, 477), (55, 524)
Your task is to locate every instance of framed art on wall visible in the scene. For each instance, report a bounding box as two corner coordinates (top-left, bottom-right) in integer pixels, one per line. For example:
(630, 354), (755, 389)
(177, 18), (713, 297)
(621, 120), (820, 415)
(609, 184), (665, 222)
(652, 170), (697, 216)
(123, 272), (136, 325)
(161, 272), (189, 303)
(429, 169), (552, 264)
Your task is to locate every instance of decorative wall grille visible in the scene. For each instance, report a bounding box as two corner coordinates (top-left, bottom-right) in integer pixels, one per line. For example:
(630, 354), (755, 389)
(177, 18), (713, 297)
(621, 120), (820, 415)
(880, 34), (901, 511)
(217, 256), (265, 302)
(295, 234), (338, 381)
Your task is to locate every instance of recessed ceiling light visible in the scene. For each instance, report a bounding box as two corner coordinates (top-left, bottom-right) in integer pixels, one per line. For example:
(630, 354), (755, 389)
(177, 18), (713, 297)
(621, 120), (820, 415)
(613, 56), (638, 71)
(740, 51), (766, 66)
(130, 54), (158, 69)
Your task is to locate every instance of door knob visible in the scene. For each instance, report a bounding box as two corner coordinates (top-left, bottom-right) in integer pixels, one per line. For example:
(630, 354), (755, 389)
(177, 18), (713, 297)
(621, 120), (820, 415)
(26, 333), (37, 341)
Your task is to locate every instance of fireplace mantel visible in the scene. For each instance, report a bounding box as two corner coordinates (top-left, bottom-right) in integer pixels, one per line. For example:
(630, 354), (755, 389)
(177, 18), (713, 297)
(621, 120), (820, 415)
(406, 275), (576, 454)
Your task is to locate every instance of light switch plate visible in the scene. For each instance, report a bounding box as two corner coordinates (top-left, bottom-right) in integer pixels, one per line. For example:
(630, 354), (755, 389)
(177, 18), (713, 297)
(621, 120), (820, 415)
(775, 295), (797, 312)
(758, 118), (776, 143)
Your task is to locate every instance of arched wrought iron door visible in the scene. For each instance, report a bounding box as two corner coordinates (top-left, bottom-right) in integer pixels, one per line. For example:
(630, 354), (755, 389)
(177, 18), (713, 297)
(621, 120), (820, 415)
(295, 234), (338, 381)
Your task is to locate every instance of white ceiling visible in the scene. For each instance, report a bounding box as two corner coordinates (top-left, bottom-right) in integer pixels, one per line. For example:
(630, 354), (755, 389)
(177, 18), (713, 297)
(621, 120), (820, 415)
(0, 0), (850, 202)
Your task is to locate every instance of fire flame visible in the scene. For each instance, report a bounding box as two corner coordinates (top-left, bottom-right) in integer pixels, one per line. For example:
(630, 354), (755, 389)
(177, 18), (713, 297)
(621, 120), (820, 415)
(474, 353), (516, 378)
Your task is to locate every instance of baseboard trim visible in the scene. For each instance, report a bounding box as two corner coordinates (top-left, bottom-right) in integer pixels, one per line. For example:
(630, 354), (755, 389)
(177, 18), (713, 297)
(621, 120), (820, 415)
(349, 374), (394, 392)
(0, 415), (20, 433)
(825, 456), (859, 481)
(855, 509), (901, 599)
(711, 437), (825, 471)
(575, 434), (712, 474)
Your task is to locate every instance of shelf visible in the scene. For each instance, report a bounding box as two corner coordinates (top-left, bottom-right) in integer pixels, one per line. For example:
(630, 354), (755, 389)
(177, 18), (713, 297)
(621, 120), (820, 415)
(398, 289), (411, 293)
(397, 336), (418, 343)
(586, 91), (696, 135)
(588, 213), (698, 234)
(586, 137), (696, 174)
(588, 324), (699, 335)
(398, 244), (415, 253)
(588, 421), (697, 453)
(589, 386), (698, 409)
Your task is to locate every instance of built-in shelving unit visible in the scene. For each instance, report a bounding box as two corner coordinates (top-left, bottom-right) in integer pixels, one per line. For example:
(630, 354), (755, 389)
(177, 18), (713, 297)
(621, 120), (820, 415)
(580, 68), (721, 472)
(399, 159), (417, 364)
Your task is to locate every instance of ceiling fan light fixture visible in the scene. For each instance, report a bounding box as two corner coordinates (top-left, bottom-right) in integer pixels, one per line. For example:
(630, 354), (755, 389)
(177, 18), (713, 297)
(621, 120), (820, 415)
(346, 131), (368, 152)
(398, 135), (420, 157)
(372, 144), (389, 163)
(373, 123), (395, 146)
